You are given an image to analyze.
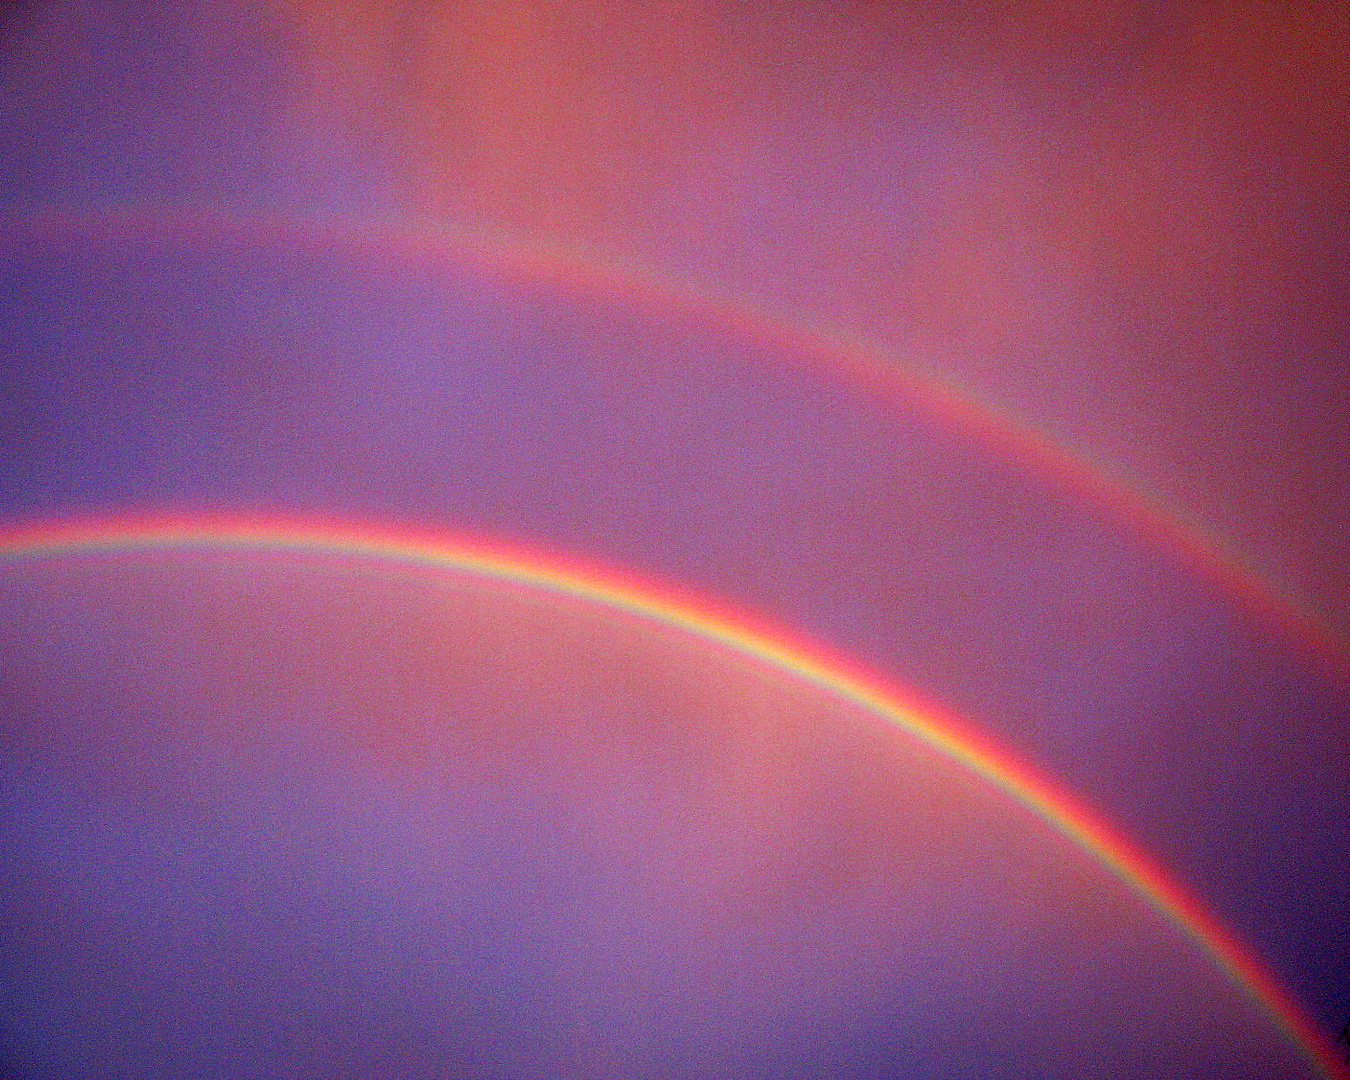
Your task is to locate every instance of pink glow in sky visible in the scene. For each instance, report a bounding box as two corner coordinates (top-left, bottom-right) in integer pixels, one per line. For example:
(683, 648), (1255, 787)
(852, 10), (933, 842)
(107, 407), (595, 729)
(0, 3), (1346, 1076)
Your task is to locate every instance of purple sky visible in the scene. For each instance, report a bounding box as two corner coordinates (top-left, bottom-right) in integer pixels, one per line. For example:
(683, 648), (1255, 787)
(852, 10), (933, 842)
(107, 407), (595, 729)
(0, 2), (1347, 1076)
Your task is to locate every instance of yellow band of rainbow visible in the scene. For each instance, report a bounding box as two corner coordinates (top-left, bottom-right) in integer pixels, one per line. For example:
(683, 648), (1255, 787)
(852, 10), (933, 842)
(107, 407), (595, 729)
(4, 207), (1346, 683)
(0, 513), (1343, 1079)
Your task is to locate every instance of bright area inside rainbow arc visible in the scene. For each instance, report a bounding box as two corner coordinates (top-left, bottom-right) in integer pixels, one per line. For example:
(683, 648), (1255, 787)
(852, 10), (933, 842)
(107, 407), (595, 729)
(0, 546), (1316, 1078)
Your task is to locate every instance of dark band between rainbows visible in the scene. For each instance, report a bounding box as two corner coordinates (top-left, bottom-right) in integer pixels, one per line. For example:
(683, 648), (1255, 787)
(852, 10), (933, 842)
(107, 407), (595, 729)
(4, 208), (1346, 684)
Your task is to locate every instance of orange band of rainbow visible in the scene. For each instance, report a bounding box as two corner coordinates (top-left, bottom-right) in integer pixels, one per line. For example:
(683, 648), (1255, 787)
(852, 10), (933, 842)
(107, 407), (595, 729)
(0, 513), (1343, 1079)
(4, 208), (1346, 684)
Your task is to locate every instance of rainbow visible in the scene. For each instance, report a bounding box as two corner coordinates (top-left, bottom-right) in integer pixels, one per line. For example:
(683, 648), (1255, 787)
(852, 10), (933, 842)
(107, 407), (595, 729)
(4, 206), (1347, 683)
(0, 513), (1344, 1079)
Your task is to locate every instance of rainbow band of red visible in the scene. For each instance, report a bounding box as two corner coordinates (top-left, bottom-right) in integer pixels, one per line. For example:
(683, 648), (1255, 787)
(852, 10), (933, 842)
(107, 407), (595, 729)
(0, 514), (1343, 1079)
(3, 207), (1346, 683)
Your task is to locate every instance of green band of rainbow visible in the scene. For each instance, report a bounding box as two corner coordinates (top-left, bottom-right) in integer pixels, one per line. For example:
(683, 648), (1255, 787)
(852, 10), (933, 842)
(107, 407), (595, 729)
(0, 513), (1343, 1079)
(4, 207), (1346, 683)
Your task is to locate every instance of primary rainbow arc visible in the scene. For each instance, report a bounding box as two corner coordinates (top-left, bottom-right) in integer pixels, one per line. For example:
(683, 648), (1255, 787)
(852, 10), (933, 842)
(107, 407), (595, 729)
(0, 513), (1343, 1080)
(5, 206), (1345, 682)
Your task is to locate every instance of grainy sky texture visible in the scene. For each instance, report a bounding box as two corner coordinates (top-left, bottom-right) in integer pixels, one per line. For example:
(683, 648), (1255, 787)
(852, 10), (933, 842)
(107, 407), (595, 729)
(0, 2), (1347, 1077)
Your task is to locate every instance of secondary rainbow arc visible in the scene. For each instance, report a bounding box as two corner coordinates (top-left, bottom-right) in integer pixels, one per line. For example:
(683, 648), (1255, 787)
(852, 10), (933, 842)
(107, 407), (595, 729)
(4, 206), (1346, 684)
(0, 513), (1343, 1080)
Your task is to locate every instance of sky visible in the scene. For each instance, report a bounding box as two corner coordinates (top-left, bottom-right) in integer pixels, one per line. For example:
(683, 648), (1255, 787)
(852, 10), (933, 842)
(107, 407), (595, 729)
(0, 2), (1347, 1077)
